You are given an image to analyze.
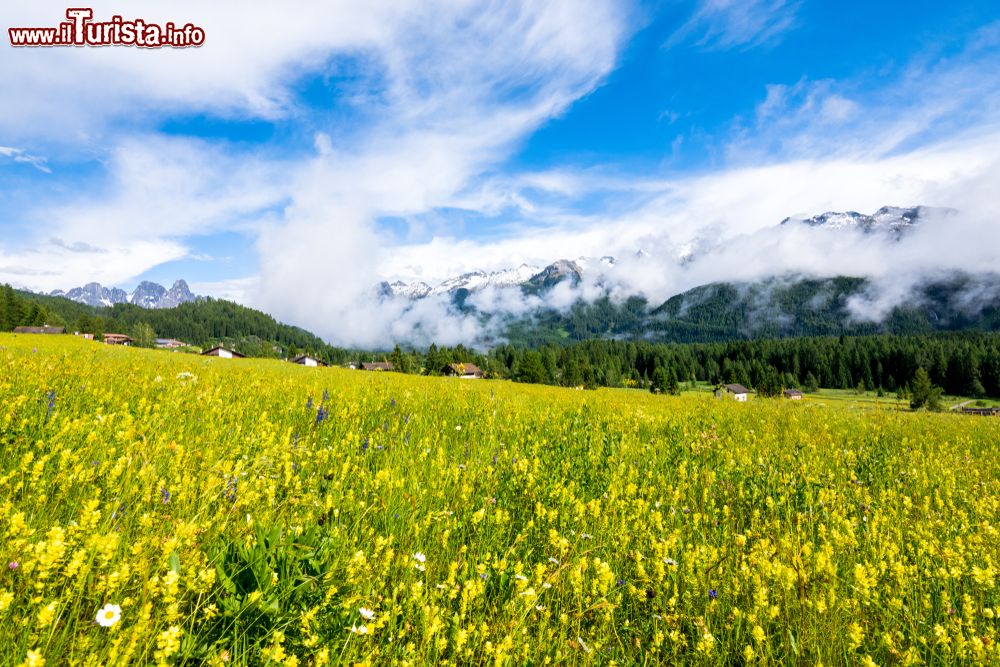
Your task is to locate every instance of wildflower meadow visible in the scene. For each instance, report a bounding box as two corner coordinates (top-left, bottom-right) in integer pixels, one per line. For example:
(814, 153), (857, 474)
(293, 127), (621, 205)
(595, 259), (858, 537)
(1, 334), (998, 665)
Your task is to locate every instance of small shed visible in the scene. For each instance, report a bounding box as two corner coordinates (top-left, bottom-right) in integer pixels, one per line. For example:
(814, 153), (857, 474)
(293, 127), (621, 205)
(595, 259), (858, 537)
(292, 354), (327, 367)
(202, 346), (245, 359)
(13, 326), (65, 335)
(716, 383), (750, 401)
(360, 361), (394, 371)
(103, 333), (133, 346)
(784, 389), (804, 400)
(445, 362), (483, 379)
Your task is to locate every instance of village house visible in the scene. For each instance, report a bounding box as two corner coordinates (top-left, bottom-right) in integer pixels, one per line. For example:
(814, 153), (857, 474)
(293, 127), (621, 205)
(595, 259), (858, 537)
(444, 362), (484, 379)
(716, 383), (750, 401)
(13, 325), (65, 335)
(784, 389), (804, 400)
(202, 346), (245, 359)
(360, 361), (393, 371)
(291, 354), (327, 367)
(103, 333), (132, 346)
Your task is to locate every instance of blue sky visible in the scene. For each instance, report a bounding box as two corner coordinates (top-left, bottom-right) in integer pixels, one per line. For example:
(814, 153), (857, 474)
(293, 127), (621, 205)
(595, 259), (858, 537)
(2, 1), (999, 345)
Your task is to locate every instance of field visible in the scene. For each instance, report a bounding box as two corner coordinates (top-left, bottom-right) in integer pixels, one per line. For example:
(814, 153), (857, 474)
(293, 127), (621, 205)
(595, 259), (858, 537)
(1, 334), (998, 666)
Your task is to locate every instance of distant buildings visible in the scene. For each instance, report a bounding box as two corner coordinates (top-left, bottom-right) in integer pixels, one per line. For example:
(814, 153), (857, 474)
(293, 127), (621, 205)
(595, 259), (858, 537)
(783, 389), (804, 400)
(155, 338), (190, 349)
(13, 326), (64, 334)
(444, 362), (483, 379)
(202, 346), (244, 359)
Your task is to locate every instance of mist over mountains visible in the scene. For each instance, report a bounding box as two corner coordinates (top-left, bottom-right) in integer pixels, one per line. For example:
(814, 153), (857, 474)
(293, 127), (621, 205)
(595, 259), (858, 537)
(33, 205), (1000, 349)
(355, 204), (1000, 347)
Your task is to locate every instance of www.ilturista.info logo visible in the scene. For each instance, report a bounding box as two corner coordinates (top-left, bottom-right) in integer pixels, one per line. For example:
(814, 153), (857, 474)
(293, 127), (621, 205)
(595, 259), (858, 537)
(8, 8), (205, 48)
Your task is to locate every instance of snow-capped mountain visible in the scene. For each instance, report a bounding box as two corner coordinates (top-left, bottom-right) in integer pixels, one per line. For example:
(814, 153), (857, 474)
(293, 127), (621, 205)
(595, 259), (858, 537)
(380, 259), (619, 300)
(50, 279), (198, 309)
(780, 205), (951, 233)
(428, 264), (542, 296)
(50, 283), (130, 308)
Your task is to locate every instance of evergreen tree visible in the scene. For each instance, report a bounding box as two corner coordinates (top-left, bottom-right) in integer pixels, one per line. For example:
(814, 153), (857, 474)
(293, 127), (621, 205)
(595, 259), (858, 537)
(909, 367), (942, 411)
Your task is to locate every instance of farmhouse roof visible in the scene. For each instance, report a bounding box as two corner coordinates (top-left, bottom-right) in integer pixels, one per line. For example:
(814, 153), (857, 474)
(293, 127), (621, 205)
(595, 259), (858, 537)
(361, 361), (393, 371)
(202, 346), (245, 358)
(724, 383), (750, 394)
(292, 354), (327, 365)
(448, 362), (483, 374)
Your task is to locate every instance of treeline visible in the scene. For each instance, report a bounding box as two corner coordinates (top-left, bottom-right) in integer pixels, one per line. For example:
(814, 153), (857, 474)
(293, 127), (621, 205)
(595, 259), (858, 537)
(387, 333), (1000, 398)
(0, 285), (50, 330)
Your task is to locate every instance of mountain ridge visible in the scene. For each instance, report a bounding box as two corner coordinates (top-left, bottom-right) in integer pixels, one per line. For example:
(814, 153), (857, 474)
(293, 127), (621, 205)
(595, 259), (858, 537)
(49, 279), (198, 309)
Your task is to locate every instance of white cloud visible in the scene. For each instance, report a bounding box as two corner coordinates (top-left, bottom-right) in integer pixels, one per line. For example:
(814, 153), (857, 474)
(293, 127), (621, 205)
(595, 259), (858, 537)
(667, 0), (801, 50)
(0, 146), (50, 173)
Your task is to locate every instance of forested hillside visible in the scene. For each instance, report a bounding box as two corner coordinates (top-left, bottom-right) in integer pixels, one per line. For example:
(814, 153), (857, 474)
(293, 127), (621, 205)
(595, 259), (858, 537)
(502, 275), (1000, 346)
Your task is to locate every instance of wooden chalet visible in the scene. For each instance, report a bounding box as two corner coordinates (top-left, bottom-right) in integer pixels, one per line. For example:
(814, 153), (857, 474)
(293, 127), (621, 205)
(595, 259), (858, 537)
(202, 346), (245, 359)
(444, 362), (484, 379)
(103, 333), (133, 346)
(783, 389), (804, 400)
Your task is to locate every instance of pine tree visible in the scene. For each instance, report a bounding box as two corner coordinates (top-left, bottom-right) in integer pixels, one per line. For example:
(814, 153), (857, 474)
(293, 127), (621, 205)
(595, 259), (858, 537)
(909, 367), (942, 411)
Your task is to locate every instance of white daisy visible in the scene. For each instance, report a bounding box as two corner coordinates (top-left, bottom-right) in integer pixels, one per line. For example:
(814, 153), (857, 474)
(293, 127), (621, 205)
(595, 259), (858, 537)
(96, 603), (121, 627)
(350, 624), (368, 635)
(359, 607), (375, 621)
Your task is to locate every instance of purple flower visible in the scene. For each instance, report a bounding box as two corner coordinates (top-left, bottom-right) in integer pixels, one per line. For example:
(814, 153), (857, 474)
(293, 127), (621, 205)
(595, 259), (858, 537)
(45, 390), (56, 422)
(305, 397), (313, 410)
(8, 561), (18, 570)
(709, 589), (718, 600)
(161, 487), (171, 504)
(316, 406), (328, 424)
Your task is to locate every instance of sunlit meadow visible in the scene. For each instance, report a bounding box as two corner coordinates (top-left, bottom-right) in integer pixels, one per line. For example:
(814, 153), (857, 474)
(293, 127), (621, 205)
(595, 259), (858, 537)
(1, 334), (998, 666)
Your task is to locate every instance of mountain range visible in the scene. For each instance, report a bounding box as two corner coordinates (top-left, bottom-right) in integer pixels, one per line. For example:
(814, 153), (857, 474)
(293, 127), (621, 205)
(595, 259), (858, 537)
(380, 205), (939, 300)
(49, 279), (198, 309)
